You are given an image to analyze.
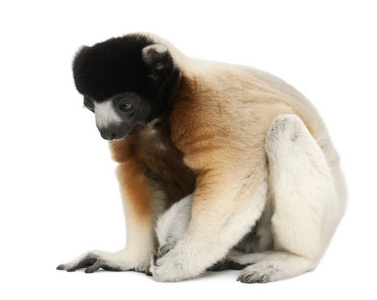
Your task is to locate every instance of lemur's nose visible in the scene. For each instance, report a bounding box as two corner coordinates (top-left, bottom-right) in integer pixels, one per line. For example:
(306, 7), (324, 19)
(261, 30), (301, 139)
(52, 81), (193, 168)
(100, 131), (116, 140)
(99, 125), (123, 140)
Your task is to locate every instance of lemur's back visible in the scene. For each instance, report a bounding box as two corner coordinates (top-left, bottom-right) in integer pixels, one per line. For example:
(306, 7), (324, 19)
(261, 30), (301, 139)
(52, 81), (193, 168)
(181, 58), (347, 218)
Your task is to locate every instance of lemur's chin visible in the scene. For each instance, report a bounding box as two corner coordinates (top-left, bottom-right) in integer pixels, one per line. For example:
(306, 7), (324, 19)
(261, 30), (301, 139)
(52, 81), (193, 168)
(111, 135), (127, 142)
(99, 132), (124, 141)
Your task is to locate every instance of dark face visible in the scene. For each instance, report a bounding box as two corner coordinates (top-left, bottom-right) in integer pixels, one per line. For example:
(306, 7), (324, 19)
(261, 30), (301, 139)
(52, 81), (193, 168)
(73, 34), (180, 140)
(84, 92), (150, 140)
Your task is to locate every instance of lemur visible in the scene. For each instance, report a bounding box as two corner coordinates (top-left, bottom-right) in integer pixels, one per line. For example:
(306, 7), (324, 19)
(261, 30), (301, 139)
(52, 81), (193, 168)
(58, 33), (346, 283)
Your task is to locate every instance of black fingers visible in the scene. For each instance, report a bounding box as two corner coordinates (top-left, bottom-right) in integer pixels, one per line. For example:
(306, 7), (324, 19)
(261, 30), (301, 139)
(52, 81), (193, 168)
(57, 254), (126, 273)
(67, 258), (98, 272)
(84, 259), (104, 273)
(57, 253), (100, 273)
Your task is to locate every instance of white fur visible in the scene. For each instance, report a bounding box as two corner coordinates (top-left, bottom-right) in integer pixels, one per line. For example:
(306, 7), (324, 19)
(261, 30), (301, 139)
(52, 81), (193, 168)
(94, 100), (122, 129)
(155, 194), (193, 248)
(228, 114), (344, 282)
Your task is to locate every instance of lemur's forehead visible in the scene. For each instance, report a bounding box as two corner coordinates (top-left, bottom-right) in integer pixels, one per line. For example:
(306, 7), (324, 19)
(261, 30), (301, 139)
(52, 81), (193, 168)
(73, 34), (154, 101)
(87, 92), (140, 104)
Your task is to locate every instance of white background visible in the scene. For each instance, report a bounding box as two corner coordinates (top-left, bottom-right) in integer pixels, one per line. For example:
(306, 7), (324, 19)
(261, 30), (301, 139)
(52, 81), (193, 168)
(1, 0), (376, 299)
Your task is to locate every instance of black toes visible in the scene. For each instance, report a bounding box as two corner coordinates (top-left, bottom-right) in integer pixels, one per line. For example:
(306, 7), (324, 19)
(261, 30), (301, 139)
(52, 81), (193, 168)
(84, 259), (103, 273)
(207, 260), (248, 272)
(238, 273), (270, 284)
(237, 269), (275, 284)
(228, 261), (247, 270)
(68, 258), (97, 272)
(207, 261), (228, 272)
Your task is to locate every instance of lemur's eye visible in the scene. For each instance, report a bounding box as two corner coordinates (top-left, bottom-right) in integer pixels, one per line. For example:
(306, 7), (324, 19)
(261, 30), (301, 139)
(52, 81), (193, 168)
(119, 103), (133, 111)
(114, 93), (139, 113)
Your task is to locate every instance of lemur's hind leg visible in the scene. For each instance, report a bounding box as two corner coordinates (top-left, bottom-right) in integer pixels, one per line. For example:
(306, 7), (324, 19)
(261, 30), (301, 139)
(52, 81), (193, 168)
(231, 114), (340, 283)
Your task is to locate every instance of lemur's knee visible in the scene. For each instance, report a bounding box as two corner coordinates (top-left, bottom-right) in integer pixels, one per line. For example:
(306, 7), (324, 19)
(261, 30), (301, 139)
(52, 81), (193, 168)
(267, 114), (306, 143)
(265, 114), (318, 158)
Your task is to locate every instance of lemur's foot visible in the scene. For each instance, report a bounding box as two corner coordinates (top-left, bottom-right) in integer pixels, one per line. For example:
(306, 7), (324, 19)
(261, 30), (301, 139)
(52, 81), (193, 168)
(152, 242), (176, 266)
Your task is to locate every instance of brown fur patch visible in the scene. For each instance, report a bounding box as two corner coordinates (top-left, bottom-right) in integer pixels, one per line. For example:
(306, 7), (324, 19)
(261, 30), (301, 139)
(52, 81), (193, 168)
(116, 159), (152, 219)
(166, 65), (299, 223)
(110, 119), (196, 219)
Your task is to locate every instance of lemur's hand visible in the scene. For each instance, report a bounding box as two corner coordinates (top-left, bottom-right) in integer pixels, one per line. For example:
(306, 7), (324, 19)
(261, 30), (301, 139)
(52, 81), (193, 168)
(57, 249), (151, 274)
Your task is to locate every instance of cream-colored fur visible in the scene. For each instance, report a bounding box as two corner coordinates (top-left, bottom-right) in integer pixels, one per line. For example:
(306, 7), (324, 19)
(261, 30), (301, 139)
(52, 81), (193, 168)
(150, 37), (346, 282)
(234, 113), (343, 283)
(155, 194), (193, 251)
(155, 113), (345, 282)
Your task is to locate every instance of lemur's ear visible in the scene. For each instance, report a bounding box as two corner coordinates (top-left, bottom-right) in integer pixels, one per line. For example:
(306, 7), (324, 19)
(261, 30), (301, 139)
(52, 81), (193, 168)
(142, 44), (172, 80)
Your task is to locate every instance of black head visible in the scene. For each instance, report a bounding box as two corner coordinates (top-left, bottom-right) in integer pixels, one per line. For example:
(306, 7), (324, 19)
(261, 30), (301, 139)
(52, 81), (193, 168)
(73, 33), (181, 140)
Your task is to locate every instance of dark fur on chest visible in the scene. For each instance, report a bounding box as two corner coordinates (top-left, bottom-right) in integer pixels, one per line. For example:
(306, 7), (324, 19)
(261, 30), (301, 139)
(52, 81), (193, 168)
(133, 120), (196, 208)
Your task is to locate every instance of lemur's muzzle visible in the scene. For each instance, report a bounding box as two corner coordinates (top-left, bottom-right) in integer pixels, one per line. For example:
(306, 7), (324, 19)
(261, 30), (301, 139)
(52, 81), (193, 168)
(98, 123), (129, 140)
